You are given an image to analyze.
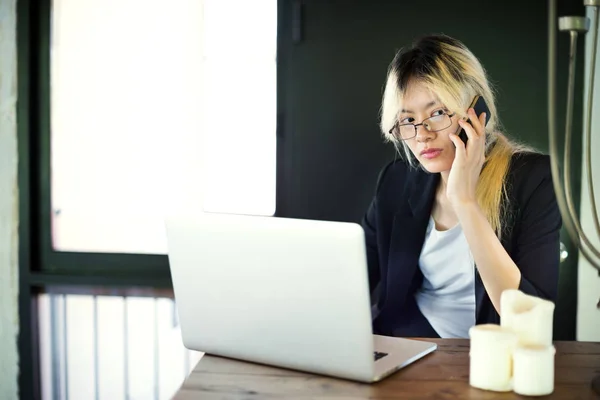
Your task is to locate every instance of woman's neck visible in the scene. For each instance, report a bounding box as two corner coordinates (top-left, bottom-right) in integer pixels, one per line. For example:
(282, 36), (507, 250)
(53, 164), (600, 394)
(440, 170), (450, 187)
(432, 173), (457, 231)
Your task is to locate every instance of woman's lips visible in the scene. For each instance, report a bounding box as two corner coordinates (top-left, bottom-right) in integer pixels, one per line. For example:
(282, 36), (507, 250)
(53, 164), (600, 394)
(420, 148), (443, 159)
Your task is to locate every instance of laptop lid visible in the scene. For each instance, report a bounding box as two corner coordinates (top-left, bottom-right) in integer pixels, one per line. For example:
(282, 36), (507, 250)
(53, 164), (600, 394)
(165, 212), (375, 381)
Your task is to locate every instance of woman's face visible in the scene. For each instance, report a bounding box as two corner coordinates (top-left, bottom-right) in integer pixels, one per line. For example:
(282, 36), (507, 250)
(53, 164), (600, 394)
(397, 81), (462, 173)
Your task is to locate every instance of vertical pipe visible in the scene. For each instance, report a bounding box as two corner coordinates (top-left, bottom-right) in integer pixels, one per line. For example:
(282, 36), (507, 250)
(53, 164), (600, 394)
(548, 0), (578, 245)
(584, 7), (600, 237)
(563, 31), (581, 228)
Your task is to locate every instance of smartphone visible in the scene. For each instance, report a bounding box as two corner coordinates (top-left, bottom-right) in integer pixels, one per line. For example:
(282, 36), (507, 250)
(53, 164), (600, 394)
(458, 95), (491, 144)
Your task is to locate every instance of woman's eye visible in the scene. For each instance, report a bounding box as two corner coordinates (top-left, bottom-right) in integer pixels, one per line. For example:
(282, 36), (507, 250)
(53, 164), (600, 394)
(400, 117), (415, 124)
(432, 109), (445, 117)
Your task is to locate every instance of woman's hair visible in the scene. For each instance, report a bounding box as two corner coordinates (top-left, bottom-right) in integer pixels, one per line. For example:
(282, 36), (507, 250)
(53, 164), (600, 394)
(380, 34), (533, 238)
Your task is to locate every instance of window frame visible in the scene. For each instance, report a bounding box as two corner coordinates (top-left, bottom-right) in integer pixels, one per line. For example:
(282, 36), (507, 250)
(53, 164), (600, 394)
(17, 0), (291, 398)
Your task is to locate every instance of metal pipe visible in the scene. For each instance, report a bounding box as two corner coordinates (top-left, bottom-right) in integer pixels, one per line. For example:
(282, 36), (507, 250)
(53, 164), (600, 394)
(562, 30), (600, 259)
(551, 2), (600, 394)
(548, 0), (583, 252)
(548, 0), (600, 270)
(563, 30), (585, 244)
(584, 6), (600, 239)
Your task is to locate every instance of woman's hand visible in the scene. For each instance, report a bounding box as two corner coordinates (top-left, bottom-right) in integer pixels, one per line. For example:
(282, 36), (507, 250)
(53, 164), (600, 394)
(446, 108), (487, 208)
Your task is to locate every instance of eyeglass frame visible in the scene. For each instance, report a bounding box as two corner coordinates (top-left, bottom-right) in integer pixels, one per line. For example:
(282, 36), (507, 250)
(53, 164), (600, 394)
(389, 111), (457, 141)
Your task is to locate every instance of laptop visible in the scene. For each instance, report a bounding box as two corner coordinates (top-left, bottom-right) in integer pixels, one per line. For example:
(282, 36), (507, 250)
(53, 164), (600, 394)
(165, 212), (437, 383)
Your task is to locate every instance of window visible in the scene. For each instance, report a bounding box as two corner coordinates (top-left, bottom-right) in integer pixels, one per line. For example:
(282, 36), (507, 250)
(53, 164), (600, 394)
(27, 1), (278, 399)
(18, 0), (279, 397)
(50, 0), (277, 255)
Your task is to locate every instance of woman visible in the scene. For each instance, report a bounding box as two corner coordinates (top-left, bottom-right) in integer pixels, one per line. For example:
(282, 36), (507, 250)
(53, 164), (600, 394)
(363, 34), (562, 338)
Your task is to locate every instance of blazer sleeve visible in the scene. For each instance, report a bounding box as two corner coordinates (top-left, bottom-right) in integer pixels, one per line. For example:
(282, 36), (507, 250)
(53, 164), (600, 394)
(362, 197), (380, 295)
(361, 162), (393, 296)
(513, 156), (562, 302)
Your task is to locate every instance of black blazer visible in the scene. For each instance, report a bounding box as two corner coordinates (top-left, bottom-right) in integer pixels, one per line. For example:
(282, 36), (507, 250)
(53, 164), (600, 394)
(361, 152), (562, 338)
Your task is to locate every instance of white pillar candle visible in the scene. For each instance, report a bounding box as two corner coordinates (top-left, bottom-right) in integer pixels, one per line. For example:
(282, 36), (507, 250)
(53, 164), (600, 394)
(512, 345), (556, 396)
(500, 289), (555, 347)
(468, 324), (518, 392)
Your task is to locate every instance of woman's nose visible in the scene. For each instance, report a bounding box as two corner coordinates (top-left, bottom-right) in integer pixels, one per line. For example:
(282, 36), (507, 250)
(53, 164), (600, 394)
(415, 125), (434, 142)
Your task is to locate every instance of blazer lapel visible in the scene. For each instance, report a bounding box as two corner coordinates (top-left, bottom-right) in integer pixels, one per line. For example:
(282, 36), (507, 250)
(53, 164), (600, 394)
(375, 165), (493, 329)
(475, 270), (486, 321)
(407, 171), (439, 218)
(381, 170), (439, 318)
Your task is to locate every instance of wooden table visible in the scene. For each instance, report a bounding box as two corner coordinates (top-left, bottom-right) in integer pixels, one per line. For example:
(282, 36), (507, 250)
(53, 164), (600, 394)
(174, 339), (600, 399)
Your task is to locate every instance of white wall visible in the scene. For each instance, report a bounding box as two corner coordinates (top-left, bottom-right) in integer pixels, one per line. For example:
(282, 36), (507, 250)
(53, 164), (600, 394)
(0, 0), (20, 398)
(577, 7), (600, 342)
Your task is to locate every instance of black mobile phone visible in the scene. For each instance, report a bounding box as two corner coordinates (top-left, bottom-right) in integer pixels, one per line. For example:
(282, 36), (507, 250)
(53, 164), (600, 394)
(458, 95), (491, 144)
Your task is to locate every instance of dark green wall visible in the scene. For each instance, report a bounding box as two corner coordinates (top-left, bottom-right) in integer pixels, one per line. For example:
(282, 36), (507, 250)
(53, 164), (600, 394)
(277, 0), (584, 339)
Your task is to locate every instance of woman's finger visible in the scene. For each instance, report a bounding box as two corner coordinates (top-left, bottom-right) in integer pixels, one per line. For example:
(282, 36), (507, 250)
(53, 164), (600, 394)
(459, 119), (478, 144)
(479, 111), (487, 128)
(449, 133), (466, 160)
(467, 108), (484, 137)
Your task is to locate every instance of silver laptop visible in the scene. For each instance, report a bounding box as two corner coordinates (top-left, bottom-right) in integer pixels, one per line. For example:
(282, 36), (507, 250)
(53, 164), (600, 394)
(165, 212), (437, 383)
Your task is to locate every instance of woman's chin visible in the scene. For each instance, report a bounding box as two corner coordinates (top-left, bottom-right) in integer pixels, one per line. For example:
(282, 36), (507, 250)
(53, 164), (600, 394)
(418, 158), (453, 174)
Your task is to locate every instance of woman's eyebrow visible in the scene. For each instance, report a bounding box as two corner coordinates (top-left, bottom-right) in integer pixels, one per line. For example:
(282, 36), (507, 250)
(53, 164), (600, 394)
(400, 101), (439, 114)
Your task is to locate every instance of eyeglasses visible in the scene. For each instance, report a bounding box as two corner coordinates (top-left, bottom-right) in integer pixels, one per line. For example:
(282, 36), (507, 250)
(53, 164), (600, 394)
(389, 112), (456, 141)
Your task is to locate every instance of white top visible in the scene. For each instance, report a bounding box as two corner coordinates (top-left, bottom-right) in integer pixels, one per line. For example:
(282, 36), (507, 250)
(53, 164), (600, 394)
(414, 216), (476, 338)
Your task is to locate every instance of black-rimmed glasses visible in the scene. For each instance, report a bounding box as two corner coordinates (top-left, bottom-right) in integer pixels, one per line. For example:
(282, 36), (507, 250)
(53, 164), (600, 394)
(389, 112), (456, 141)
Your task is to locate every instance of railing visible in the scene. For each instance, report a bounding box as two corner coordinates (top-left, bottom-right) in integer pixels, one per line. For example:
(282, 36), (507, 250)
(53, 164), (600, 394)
(38, 294), (202, 400)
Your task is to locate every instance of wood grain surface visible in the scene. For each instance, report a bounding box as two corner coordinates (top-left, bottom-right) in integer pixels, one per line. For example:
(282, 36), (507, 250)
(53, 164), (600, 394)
(173, 339), (600, 399)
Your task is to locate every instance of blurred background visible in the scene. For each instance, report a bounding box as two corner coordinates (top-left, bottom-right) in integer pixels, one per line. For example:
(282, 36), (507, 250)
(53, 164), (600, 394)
(1, 0), (599, 399)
